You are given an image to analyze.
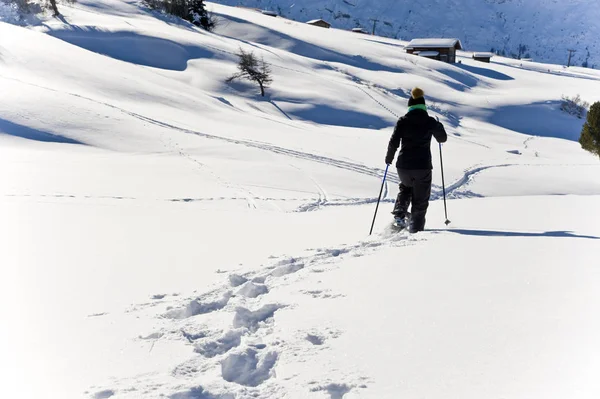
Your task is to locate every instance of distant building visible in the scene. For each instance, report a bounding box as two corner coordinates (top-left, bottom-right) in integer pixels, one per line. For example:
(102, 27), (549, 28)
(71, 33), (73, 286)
(351, 28), (369, 34)
(405, 38), (463, 63)
(472, 52), (494, 63)
(306, 19), (331, 28)
(261, 10), (278, 17)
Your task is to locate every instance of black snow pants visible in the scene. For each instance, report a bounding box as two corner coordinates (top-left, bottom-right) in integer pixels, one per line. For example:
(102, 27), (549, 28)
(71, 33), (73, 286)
(392, 169), (432, 232)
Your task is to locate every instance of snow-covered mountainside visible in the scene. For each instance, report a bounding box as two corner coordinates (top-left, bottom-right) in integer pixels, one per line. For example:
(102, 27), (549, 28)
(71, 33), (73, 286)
(213, 0), (600, 68)
(2, 1), (600, 398)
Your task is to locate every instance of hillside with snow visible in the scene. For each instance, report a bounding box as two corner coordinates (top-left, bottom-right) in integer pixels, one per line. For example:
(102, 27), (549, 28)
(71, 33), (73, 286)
(213, 0), (600, 68)
(1, 1), (600, 398)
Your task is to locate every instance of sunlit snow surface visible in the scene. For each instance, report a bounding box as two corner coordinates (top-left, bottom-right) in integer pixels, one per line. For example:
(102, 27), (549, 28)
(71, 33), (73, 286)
(1, 1), (600, 398)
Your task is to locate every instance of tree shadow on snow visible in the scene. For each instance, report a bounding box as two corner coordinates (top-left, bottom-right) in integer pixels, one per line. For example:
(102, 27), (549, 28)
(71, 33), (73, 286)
(274, 99), (391, 129)
(214, 14), (405, 74)
(455, 63), (514, 81)
(488, 101), (584, 141)
(433, 65), (484, 92)
(46, 27), (218, 71)
(432, 229), (599, 240)
(0, 118), (83, 144)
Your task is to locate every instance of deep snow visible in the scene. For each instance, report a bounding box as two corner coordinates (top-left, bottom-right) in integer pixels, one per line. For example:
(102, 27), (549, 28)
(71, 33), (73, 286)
(1, 1), (600, 398)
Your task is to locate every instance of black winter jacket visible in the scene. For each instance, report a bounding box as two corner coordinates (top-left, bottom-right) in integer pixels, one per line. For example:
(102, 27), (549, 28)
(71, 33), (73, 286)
(386, 109), (448, 170)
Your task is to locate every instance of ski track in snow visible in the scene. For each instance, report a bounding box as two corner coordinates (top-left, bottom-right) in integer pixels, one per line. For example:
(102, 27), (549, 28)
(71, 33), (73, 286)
(8, 161), (598, 210)
(288, 163), (330, 212)
(160, 121), (261, 210)
(4, 77), (596, 214)
(0, 74), (397, 186)
(10, 72), (595, 212)
(91, 222), (415, 398)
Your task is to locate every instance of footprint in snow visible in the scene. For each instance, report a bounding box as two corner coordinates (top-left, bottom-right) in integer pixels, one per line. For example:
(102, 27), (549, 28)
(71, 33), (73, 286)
(170, 386), (234, 399)
(306, 329), (341, 346)
(139, 332), (164, 340)
(270, 262), (304, 277)
(228, 273), (248, 287)
(302, 289), (345, 299)
(181, 329), (207, 343)
(195, 329), (244, 358)
(306, 334), (325, 346)
(310, 383), (353, 399)
(92, 390), (115, 399)
(165, 292), (232, 319)
(221, 347), (278, 387)
(236, 281), (269, 298)
(233, 304), (284, 332)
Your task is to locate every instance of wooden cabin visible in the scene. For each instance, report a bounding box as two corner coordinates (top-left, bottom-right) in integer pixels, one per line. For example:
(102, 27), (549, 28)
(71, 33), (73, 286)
(306, 19), (331, 29)
(351, 27), (369, 34)
(473, 52), (493, 63)
(405, 38), (463, 63)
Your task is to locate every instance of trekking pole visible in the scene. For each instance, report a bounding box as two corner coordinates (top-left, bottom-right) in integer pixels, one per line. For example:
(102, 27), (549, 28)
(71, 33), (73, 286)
(369, 164), (389, 235)
(439, 143), (451, 226)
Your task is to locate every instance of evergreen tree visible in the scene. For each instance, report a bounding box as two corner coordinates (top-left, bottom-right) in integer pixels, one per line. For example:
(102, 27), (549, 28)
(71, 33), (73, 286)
(188, 0), (213, 31)
(170, 0), (187, 18)
(579, 102), (600, 158)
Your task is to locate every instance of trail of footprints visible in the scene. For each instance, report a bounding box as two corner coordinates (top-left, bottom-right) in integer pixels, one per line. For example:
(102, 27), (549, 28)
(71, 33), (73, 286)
(92, 233), (412, 399)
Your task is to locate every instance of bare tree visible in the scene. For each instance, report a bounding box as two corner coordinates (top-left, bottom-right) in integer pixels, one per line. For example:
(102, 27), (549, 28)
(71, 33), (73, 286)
(47, 0), (75, 17)
(226, 48), (273, 97)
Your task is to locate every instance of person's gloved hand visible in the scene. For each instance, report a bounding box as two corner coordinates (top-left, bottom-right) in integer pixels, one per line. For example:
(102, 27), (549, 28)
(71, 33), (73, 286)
(385, 155), (394, 165)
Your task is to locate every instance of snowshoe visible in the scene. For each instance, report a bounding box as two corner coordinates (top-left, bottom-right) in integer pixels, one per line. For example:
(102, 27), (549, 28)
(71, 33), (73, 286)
(391, 212), (411, 231)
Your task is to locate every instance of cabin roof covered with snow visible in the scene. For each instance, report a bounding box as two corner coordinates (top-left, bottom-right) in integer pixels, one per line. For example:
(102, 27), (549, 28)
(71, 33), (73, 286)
(407, 38), (463, 50)
(473, 52), (494, 58)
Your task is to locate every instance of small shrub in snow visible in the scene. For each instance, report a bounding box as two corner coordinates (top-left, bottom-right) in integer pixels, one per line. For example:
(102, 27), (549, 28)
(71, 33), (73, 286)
(227, 48), (273, 97)
(561, 94), (589, 119)
(579, 102), (600, 158)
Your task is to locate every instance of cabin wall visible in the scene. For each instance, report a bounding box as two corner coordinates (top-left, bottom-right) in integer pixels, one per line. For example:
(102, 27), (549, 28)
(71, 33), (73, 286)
(310, 21), (330, 28)
(407, 46), (457, 63)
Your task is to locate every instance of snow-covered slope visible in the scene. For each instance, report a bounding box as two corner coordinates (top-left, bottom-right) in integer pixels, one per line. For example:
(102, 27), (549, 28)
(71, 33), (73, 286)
(1, 1), (600, 398)
(213, 0), (600, 68)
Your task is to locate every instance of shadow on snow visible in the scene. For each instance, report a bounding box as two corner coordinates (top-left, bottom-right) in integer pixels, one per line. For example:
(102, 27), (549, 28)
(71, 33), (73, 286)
(488, 101), (584, 141)
(273, 98), (391, 129)
(214, 14), (406, 74)
(433, 229), (599, 240)
(46, 27), (217, 71)
(456, 63), (514, 81)
(0, 118), (83, 144)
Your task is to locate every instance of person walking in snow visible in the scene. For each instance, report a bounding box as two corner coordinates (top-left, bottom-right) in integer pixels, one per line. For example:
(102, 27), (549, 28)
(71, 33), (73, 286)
(385, 87), (447, 233)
